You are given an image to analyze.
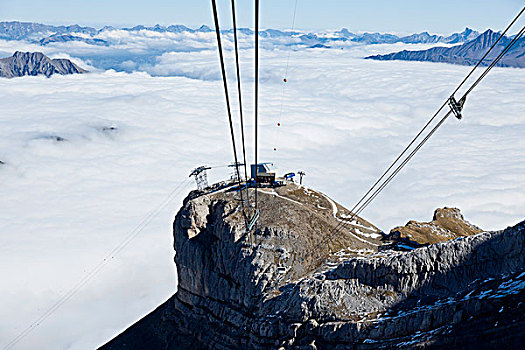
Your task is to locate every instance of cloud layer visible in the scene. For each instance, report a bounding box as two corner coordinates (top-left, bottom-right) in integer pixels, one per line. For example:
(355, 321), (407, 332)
(0, 24), (461, 77)
(0, 40), (523, 349)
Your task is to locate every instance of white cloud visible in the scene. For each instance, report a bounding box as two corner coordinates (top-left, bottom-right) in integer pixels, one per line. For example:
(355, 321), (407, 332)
(1, 26), (452, 76)
(0, 40), (523, 350)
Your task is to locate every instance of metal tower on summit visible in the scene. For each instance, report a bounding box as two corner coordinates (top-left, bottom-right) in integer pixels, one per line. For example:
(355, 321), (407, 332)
(190, 166), (211, 191)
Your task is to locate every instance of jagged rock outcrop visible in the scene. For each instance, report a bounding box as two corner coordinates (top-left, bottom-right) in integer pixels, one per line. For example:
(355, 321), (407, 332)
(0, 51), (87, 78)
(101, 184), (524, 349)
(382, 207), (482, 249)
(366, 29), (525, 68)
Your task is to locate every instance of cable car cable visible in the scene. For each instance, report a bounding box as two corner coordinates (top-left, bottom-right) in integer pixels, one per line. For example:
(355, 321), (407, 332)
(351, 24), (525, 223)
(322, 10), (525, 247)
(231, 0), (251, 214)
(329, 23), (525, 244)
(210, 0), (247, 221)
(254, 0), (260, 211)
(327, 9), (524, 241)
(345, 6), (524, 230)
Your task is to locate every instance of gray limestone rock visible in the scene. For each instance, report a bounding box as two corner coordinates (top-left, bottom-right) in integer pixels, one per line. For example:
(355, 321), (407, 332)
(101, 186), (525, 349)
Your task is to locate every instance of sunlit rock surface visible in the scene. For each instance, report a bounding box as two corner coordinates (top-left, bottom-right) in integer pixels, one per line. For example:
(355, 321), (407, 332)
(101, 183), (524, 349)
(382, 207), (483, 249)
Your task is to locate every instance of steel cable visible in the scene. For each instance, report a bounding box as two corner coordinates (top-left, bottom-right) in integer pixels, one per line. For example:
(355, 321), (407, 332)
(321, 9), (524, 248)
(231, 0), (250, 214)
(211, 0), (247, 222)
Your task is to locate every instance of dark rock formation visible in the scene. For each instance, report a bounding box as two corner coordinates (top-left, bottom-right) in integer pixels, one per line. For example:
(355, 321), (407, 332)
(365, 29), (525, 68)
(101, 184), (524, 349)
(0, 51), (87, 78)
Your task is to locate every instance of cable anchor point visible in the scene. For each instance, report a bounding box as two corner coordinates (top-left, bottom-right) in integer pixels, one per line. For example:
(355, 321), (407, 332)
(448, 95), (466, 120)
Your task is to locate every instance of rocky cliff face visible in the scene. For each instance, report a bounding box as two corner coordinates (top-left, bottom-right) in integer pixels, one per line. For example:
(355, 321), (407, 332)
(0, 51), (87, 78)
(101, 184), (524, 349)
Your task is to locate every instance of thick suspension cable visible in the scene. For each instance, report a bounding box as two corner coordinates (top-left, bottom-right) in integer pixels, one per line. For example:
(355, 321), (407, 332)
(324, 13), (524, 246)
(231, 0), (250, 212)
(330, 24), (525, 242)
(210, 0), (247, 219)
(346, 6), (525, 226)
(352, 25), (525, 222)
(463, 26), (525, 97)
(254, 0), (260, 210)
(353, 112), (451, 219)
(450, 5), (524, 97)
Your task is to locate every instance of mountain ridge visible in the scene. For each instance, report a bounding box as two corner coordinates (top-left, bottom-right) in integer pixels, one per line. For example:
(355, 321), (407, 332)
(0, 21), (482, 46)
(365, 29), (525, 68)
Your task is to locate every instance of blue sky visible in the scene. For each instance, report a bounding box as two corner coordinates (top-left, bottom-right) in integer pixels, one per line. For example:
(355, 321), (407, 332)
(0, 0), (523, 34)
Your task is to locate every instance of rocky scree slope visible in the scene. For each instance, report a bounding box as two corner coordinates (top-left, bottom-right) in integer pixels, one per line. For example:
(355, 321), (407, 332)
(0, 51), (86, 78)
(101, 184), (524, 349)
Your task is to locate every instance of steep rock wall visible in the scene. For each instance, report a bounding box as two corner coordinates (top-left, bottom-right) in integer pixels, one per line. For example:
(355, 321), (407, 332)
(101, 188), (525, 349)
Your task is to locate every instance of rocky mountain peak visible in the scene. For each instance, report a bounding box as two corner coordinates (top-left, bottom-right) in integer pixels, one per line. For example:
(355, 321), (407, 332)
(384, 207), (482, 248)
(198, 24), (212, 32)
(432, 206), (463, 221)
(477, 28), (499, 41)
(102, 184), (524, 349)
(13, 50), (42, 58)
(175, 183), (382, 296)
(0, 51), (87, 78)
(462, 27), (474, 35)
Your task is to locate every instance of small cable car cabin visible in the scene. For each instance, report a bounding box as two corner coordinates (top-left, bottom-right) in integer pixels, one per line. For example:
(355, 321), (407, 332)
(251, 163), (277, 183)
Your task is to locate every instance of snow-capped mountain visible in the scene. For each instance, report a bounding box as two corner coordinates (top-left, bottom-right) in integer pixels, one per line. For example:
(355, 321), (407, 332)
(0, 21), (480, 46)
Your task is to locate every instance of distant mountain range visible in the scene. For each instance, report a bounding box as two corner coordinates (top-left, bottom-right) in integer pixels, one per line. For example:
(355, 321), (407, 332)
(0, 51), (87, 78)
(2, 21), (521, 73)
(0, 22), (97, 40)
(0, 21), (481, 46)
(365, 30), (525, 68)
(334, 27), (480, 44)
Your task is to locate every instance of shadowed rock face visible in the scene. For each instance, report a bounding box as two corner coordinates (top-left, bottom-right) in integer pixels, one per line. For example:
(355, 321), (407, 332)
(101, 184), (524, 350)
(0, 51), (87, 78)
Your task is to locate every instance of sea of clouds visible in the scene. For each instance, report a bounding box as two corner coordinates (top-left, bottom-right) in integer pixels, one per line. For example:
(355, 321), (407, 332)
(0, 30), (524, 349)
(0, 26), (453, 76)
